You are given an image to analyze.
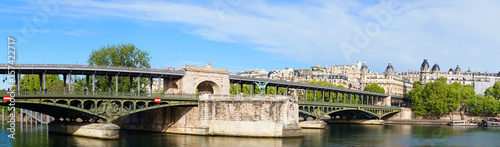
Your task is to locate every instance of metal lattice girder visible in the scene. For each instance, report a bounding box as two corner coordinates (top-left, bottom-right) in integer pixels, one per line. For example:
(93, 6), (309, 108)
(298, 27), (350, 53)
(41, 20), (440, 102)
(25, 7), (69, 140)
(0, 91), (199, 123)
(298, 100), (401, 119)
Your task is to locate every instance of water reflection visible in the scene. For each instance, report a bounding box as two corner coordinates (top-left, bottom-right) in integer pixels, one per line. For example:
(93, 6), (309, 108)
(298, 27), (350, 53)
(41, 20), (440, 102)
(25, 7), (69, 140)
(123, 130), (304, 147)
(3, 123), (500, 147)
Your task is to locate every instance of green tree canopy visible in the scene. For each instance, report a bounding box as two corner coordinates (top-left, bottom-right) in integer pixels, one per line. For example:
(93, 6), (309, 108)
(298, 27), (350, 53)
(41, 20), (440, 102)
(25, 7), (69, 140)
(408, 82), (426, 115)
(406, 77), (496, 118)
(12, 74), (65, 92)
(485, 81), (500, 100)
(363, 83), (385, 94)
(86, 43), (151, 93)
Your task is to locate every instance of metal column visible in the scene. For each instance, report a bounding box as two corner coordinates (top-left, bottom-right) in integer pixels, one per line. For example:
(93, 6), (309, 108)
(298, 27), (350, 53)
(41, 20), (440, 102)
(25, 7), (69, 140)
(236, 83), (239, 95)
(63, 74), (67, 94)
(149, 77), (153, 94)
(43, 73), (46, 91)
(39, 74), (43, 94)
(163, 78), (168, 94)
(137, 77), (141, 94)
(15, 72), (20, 95)
(250, 84), (253, 95)
(129, 76), (133, 93)
(322, 91), (325, 102)
(116, 75), (119, 93)
(68, 73), (72, 92)
(336, 92), (339, 103)
(85, 75), (89, 94)
(285, 87), (288, 96)
(329, 91), (332, 102)
(314, 90), (317, 101)
(107, 75), (111, 93)
(350, 93), (353, 104)
(304, 89), (307, 101)
(92, 74), (95, 95)
(343, 93), (346, 103)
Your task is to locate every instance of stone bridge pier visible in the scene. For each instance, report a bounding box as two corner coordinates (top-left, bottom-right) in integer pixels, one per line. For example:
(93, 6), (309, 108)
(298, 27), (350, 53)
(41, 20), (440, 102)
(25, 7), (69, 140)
(119, 94), (303, 137)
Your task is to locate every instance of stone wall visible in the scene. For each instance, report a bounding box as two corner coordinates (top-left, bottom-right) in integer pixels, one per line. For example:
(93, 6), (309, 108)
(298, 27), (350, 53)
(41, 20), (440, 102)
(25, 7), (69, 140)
(119, 95), (303, 137)
(386, 107), (412, 120)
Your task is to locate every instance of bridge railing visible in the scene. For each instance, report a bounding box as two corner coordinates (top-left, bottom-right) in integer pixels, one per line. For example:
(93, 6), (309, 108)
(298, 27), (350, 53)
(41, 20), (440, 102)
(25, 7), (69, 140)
(3, 64), (185, 73)
(16, 90), (198, 99)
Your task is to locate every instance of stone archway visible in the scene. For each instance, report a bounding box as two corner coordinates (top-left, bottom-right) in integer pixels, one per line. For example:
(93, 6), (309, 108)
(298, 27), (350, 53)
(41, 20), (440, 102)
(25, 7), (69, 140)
(178, 62), (230, 95)
(196, 80), (219, 95)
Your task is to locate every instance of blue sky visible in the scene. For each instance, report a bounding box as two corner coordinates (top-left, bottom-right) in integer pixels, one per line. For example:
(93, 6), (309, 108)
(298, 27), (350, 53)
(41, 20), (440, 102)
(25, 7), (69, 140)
(2, 0), (500, 75)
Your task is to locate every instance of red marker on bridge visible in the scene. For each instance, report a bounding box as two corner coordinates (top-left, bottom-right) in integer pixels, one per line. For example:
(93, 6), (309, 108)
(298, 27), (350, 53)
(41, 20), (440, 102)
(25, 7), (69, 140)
(3, 95), (12, 102)
(155, 98), (161, 103)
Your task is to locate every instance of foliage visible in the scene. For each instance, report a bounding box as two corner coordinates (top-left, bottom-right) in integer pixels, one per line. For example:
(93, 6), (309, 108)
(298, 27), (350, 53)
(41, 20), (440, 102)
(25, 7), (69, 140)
(304, 81), (345, 101)
(406, 77), (496, 118)
(85, 43), (151, 93)
(467, 95), (500, 115)
(229, 84), (286, 95)
(12, 74), (65, 91)
(485, 81), (500, 100)
(408, 82), (427, 115)
(363, 83), (385, 94)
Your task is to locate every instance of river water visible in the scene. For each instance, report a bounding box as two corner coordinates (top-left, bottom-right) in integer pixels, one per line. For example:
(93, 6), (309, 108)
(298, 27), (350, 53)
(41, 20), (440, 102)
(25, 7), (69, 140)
(1, 123), (499, 147)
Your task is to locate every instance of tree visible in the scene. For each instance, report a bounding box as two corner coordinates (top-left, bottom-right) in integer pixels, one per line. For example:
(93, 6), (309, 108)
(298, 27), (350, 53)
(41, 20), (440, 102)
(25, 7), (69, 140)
(467, 95), (484, 115)
(86, 43), (151, 93)
(363, 83), (385, 94)
(408, 77), (474, 118)
(422, 77), (449, 118)
(485, 81), (500, 100)
(408, 83), (427, 116)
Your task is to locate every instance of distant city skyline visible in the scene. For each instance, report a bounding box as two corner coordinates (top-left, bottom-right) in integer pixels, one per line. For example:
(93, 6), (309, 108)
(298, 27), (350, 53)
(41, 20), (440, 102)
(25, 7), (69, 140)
(2, 0), (500, 75)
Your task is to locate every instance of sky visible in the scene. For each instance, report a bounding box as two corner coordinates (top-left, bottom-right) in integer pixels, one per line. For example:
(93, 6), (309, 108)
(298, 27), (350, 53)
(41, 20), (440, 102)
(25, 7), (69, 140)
(2, 0), (500, 76)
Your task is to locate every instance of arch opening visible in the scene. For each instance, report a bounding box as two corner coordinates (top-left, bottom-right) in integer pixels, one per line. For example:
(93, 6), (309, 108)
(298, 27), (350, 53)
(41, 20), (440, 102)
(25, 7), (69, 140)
(196, 81), (219, 95)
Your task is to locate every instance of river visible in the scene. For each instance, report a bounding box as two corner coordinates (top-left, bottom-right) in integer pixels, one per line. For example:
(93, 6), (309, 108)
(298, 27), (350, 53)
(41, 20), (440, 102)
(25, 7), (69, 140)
(1, 123), (499, 147)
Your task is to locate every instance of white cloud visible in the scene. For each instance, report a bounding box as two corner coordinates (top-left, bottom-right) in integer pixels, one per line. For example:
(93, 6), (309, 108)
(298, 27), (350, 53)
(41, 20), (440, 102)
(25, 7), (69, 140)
(37, 0), (500, 72)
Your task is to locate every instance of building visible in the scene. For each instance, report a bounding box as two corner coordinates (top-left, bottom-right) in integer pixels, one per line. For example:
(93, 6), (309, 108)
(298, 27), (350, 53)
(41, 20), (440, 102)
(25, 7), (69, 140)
(233, 59), (500, 97)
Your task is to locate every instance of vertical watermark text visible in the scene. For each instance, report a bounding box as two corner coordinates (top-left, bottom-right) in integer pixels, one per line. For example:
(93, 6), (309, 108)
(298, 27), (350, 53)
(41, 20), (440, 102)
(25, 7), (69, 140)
(6, 36), (17, 139)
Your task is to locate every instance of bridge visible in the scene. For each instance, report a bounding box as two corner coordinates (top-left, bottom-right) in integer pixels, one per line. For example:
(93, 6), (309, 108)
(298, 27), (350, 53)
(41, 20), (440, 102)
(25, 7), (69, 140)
(0, 63), (400, 123)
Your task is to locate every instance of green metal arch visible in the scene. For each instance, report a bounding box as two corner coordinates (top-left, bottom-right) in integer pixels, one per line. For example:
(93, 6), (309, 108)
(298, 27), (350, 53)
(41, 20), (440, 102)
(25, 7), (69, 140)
(3, 100), (197, 122)
(299, 108), (384, 119)
(124, 103), (197, 116)
(325, 108), (381, 119)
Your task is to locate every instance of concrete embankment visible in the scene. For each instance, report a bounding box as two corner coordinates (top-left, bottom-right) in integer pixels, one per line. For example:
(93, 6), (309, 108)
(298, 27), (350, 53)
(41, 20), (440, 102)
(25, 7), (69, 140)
(48, 122), (120, 139)
(299, 120), (327, 129)
(384, 120), (448, 125)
